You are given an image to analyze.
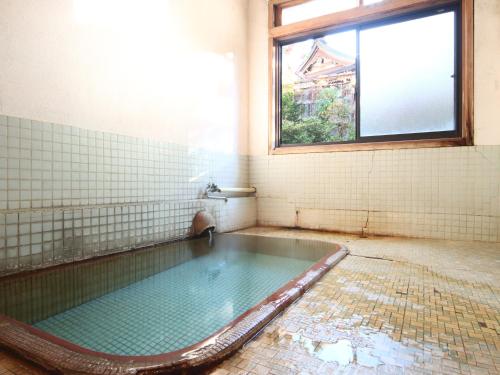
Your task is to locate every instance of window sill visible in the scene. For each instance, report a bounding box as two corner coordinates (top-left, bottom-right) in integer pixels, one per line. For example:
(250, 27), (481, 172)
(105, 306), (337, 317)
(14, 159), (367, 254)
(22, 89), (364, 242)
(269, 137), (468, 155)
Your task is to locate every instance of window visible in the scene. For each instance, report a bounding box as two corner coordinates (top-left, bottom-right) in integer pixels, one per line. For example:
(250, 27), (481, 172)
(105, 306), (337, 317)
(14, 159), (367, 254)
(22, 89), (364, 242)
(269, 0), (473, 153)
(359, 12), (456, 138)
(281, 0), (359, 25)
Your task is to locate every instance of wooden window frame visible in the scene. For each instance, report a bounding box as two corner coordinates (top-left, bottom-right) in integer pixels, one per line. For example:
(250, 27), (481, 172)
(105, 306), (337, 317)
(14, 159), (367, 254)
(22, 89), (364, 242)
(268, 0), (474, 154)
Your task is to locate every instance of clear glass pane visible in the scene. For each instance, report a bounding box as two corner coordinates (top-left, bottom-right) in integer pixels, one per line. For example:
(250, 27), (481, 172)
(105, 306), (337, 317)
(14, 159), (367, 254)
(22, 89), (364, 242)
(360, 12), (456, 137)
(281, 30), (357, 145)
(281, 0), (359, 25)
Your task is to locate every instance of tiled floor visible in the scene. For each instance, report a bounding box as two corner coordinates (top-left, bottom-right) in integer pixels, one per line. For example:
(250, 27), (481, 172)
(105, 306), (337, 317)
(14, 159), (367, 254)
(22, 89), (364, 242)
(1, 227), (499, 374)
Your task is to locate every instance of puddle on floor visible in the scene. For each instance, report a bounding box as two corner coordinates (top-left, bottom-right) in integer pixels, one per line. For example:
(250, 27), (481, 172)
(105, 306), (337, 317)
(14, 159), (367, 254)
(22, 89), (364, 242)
(314, 340), (353, 366)
(283, 325), (417, 370)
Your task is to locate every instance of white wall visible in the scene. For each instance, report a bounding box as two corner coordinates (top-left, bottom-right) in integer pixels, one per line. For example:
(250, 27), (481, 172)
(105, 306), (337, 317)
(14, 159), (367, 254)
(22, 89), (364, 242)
(0, 0), (257, 273)
(248, 0), (270, 157)
(0, 0), (249, 155)
(474, 0), (500, 145)
(0, 0), (498, 246)
(247, 0), (500, 242)
(248, 0), (500, 154)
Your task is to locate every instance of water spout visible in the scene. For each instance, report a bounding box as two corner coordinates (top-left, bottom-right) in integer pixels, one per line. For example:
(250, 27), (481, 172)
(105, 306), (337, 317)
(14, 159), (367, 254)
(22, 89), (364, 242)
(192, 210), (216, 236)
(208, 228), (214, 247)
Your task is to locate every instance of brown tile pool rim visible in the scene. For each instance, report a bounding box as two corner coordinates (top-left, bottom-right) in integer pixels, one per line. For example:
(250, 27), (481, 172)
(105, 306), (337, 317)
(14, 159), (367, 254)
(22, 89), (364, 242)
(0, 236), (348, 374)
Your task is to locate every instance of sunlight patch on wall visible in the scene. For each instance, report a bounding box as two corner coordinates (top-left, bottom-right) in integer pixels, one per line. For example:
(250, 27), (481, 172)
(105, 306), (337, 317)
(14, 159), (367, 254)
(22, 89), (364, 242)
(185, 52), (238, 154)
(73, 0), (171, 29)
(71, 0), (240, 152)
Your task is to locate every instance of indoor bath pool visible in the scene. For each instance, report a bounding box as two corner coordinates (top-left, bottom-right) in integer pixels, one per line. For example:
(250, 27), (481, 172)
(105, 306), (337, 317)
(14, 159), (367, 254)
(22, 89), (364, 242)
(0, 233), (347, 374)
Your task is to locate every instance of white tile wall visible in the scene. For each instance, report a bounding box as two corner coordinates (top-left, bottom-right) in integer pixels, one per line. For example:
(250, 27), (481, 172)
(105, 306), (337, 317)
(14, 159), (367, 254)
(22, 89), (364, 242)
(0, 115), (256, 273)
(251, 146), (500, 242)
(1, 111), (498, 275)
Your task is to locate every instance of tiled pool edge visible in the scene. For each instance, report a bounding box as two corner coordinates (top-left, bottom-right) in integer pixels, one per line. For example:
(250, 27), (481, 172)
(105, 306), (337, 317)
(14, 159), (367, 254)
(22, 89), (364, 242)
(0, 242), (348, 374)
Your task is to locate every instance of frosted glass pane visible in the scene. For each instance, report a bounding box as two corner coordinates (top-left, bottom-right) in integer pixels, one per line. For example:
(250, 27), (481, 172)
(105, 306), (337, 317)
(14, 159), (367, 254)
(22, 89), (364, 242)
(282, 0), (359, 25)
(360, 12), (456, 137)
